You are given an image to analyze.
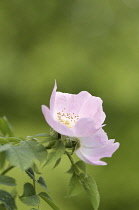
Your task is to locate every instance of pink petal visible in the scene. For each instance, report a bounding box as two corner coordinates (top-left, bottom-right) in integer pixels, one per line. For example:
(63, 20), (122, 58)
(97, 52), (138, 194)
(78, 94), (106, 127)
(50, 86), (105, 127)
(80, 140), (119, 160)
(73, 118), (100, 137)
(75, 129), (120, 165)
(75, 149), (107, 165)
(42, 105), (74, 136)
(43, 82), (106, 137)
(79, 129), (108, 147)
(51, 91), (88, 117)
(50, 80), (57, 112)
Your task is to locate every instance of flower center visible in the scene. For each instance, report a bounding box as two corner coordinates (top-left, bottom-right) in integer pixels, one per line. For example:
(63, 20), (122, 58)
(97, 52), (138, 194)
(57, 108), (79, 128)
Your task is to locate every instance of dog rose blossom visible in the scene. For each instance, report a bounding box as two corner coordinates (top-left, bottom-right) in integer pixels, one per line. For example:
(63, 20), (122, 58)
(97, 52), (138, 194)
(42, 81), (106, 137)
(75, 129), (120, 165)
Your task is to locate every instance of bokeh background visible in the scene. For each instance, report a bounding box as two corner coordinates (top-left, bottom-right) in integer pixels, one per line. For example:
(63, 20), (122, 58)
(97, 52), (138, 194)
(0, 0), (139, 209)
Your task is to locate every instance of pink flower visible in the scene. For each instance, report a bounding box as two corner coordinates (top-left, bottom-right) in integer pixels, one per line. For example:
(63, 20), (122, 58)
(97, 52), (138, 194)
(75, 129), (120, 165)
(42, 81), (106, 137)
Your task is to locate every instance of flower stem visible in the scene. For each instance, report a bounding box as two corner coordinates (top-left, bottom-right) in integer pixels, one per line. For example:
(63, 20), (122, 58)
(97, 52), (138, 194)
(65, 151), (74, 165)
(32, 165), (36, 193)
(1, 165), (14, 175)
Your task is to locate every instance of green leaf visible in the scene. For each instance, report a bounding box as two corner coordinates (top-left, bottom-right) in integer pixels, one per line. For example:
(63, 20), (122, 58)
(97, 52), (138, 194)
(39, 192), (60, 210)
(0, 144), (11, 152)
(0, 204), (6, 210)
(66, 165), (79, 175)
(0, 137), (9, 144)
(30, 208), (38, 210)
(75, 161), (86, 173)
(42, 137), (57, 143)
(6, 143), (33, 170)
(80, 174), (100, 210)
(26, 169), (48, 192)
(0, 152), (6, 169)
(28, 133), (50, 138)
(66, 166), (75, 174)
(25, 141), (47, 163)
(45, 141), (65, 165)
(33, 164), (41, 175)
(53, 158), (61, 169)
(7, 137), (21, 144)
(67, 173), (83, 197)
(37, 177), (48, 191)
(0, 190), (16, 210)
(26, 168), (36, 181)
(6, 141), (47, 170)
(0, 175), (16, 186)
(0, 117), (14, 137)
(19, 183), (40, 206)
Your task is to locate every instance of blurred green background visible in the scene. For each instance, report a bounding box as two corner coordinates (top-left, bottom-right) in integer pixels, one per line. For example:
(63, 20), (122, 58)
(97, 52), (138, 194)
(0, 0), (139, 209)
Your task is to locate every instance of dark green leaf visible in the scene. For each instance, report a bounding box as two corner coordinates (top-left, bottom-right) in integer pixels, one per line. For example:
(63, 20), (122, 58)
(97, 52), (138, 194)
(45, 141), (65, 165)
(0, 175), (16, 186)
(80, 174), (100, 210)
(67, 173), (83, 197)
(0, 152), (6, 169)
(39, 192), (60, 210)
(37, 177), (48, 191)
(26, 168), (36, 181)
(75, 161), (86, 173)
(0, 190), (16, 210)
(19, 183), (39, 206)
(66, 165), (75, 174)
(0, 204), (6, 210)
(26, 169), (48, 192)
(66, 165), (79, 175)
(21, 183), (36, 196)
(53, 158), (61, 169)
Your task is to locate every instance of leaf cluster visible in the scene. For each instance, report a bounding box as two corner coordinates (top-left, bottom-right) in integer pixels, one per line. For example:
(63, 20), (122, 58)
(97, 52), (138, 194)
(0, 116), (100, 210)
(66, 156), (100, 210)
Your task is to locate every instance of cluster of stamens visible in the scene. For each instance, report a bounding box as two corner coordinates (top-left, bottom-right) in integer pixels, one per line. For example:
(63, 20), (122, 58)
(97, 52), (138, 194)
(57, 108), (79, 128)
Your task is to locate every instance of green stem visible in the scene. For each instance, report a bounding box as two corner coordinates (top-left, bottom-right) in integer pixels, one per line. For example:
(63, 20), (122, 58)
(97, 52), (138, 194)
(32, 165), (36, 193)
(1, 166), (14, 175)
(65, 151), (74, 165)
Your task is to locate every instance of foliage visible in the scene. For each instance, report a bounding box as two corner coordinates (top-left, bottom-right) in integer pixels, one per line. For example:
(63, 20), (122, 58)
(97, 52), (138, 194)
(0, 116), (100, 210)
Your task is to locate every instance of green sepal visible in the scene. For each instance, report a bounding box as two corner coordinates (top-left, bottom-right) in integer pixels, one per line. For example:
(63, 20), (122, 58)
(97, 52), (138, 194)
(45, 141), (65, 165)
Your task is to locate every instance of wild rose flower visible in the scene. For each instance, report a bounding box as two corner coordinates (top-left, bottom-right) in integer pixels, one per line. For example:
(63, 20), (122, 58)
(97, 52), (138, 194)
(42, 81), (106, 137)
(75, 129), (120, 165)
